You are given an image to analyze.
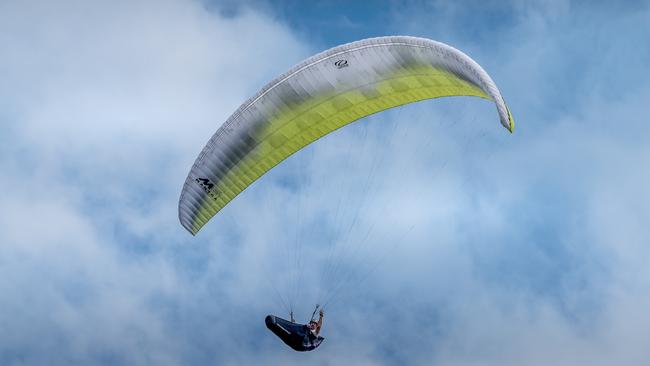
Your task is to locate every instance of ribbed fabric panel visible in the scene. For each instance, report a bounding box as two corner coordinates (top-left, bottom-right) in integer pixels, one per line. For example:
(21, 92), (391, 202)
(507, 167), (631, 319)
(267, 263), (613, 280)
(179, 36), (513, 235)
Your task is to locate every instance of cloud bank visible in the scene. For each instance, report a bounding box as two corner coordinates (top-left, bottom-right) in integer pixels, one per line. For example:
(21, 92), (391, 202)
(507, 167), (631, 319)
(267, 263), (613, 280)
(1, 0), (649, 365)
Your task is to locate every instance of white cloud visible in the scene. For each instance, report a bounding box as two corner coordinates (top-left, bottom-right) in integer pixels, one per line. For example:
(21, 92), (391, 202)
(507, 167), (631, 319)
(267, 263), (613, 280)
(2, 0), (650, 365)
(0, 0), (310, 364)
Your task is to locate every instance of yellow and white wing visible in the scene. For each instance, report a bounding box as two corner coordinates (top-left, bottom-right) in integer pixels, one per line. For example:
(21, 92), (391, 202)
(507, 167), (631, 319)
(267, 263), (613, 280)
(179, 36), (514, 235)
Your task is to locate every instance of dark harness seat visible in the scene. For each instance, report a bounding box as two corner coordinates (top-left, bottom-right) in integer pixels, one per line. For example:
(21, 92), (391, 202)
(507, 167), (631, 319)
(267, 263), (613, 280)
(265, 315), (324, 352)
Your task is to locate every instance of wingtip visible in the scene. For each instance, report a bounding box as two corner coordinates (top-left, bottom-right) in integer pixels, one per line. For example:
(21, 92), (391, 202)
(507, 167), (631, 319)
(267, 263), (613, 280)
(180, 221), (199, 236)
(505, 105), (515, 133)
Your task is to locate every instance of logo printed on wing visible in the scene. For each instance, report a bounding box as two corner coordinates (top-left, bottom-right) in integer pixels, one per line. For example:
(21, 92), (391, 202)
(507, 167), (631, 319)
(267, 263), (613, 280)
(334, 59), (348, 69)
(195, 177), (220, 200)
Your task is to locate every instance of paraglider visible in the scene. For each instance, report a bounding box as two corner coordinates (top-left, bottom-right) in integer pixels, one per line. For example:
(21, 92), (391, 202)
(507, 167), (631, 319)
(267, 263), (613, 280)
(265, 306), (325, 352)
(178, 36), (515, 351)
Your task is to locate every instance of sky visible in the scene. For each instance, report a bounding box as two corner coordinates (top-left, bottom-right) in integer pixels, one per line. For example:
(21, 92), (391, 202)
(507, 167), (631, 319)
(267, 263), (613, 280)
(1, 0), (650, 365)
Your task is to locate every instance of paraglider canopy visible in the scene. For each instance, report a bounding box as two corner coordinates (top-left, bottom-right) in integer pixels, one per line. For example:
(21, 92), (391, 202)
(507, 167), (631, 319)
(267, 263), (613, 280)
(178, 36), (514, 236)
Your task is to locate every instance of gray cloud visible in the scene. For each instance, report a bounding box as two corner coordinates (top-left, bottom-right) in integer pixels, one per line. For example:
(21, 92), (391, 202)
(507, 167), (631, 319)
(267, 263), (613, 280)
(1, 0), (649, 365)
